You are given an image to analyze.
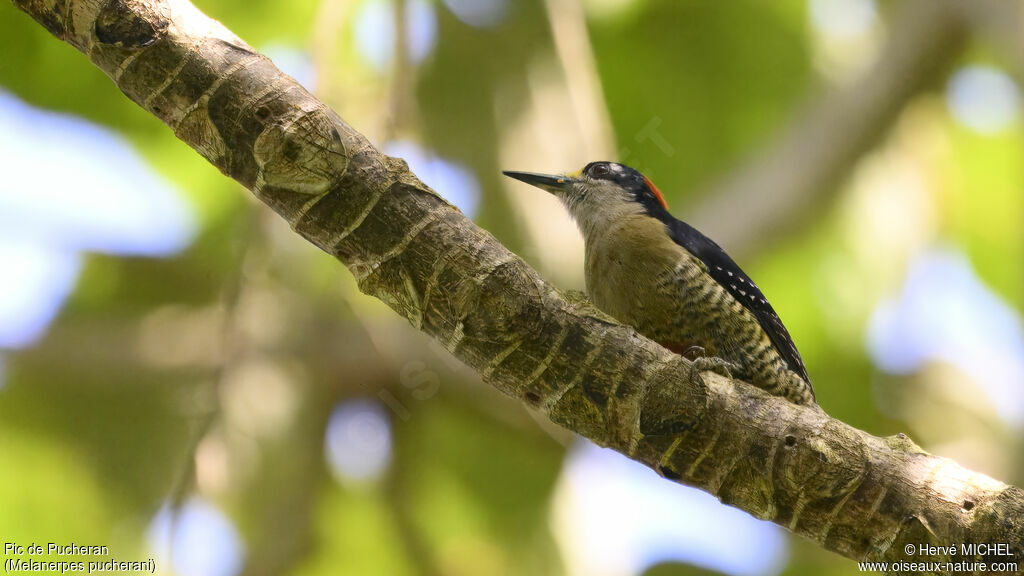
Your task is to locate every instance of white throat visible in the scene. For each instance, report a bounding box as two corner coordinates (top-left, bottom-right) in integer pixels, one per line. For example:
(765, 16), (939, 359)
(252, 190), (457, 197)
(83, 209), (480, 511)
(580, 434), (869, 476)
(562, 187), (645, 243)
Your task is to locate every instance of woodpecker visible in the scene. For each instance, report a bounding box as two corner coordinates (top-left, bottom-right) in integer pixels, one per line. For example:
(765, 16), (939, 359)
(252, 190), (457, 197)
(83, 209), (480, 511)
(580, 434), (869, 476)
(503, 161), (815, 405)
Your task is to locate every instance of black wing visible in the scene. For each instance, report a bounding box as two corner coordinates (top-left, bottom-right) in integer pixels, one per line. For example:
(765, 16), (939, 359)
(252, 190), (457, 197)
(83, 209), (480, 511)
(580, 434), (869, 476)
(665, 219), (811, 384)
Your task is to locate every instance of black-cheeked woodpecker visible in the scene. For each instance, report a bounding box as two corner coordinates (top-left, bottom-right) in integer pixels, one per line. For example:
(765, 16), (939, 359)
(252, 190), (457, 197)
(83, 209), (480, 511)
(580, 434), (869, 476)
(504, 161), (815, 406)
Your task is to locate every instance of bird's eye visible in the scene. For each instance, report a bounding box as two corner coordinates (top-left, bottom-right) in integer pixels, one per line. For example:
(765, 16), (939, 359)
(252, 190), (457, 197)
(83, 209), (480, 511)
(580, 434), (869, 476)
(590, 164), (610, 177)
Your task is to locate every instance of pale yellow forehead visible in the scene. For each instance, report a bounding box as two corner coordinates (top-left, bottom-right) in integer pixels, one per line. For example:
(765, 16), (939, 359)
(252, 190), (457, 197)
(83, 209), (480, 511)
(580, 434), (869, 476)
(568, 169), (582, 178)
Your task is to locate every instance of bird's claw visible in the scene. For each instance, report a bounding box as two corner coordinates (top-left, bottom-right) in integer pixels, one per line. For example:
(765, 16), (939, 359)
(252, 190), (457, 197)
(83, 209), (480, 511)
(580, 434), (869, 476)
(685, 348), (739, 387)
(691, 356), (738, 380)
(680, 345), (705, 361)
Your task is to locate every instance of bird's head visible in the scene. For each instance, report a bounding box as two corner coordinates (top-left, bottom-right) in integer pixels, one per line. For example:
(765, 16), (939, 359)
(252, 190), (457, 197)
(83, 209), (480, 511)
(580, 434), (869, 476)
(503, 161), (669, 238)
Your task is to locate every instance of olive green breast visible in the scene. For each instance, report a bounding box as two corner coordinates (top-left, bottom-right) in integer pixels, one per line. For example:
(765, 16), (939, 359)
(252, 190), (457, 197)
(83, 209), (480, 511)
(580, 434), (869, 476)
(583, 215), (686, 332)
(582, 214), (777, 372)
(580, 213), (815, 404)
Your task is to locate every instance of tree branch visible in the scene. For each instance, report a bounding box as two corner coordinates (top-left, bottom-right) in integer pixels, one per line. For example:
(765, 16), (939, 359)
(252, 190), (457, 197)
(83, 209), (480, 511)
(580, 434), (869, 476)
(11, 0), (1023, 570)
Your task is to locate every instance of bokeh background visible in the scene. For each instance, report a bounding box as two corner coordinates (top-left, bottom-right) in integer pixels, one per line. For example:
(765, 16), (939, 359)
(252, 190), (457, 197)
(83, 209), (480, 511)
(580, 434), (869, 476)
(0, 0), (1022, 574)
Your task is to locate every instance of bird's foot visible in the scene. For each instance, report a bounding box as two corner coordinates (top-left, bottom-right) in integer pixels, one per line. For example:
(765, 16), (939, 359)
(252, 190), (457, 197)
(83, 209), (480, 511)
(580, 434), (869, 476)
(683, 347), (740, 387)
(691, 356), (738, 380)
(680, 345), (706, 362)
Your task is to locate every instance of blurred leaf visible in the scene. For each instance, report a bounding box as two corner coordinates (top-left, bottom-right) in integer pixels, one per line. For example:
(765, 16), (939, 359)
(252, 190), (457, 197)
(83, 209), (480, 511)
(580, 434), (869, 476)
(941, 120), (1024, 310)
(590, 0), (810, 205)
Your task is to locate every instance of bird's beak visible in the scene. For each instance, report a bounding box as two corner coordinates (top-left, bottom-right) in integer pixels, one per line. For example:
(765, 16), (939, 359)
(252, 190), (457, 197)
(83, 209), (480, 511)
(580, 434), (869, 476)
(502, 171), (574, 195)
